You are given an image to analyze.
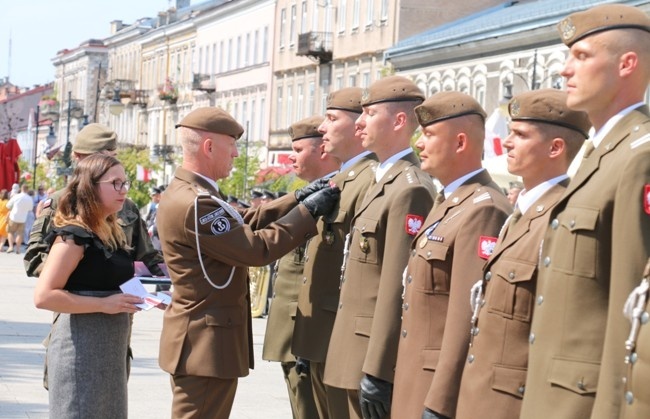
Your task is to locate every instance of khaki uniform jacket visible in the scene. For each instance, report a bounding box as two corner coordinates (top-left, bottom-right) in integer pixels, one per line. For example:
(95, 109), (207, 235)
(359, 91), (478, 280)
(262, 245), (306, 363)
(23, 189), (164, 277)
(620, 258), (650, 419)
(292, 155), (377, 362)
(391, 170), (510, 418)
(157, 167), (318, 378)
(456, 181), (568, 419)
(522, 106), (650, 419)
(324, 152), (436, 389)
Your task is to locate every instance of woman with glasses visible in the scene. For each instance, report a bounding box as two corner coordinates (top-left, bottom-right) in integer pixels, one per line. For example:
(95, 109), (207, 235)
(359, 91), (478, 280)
(33, 154), (143, 419)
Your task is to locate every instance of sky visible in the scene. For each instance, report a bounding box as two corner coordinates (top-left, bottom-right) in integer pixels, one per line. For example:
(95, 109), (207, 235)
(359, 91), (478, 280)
(0, 0), (185, 88)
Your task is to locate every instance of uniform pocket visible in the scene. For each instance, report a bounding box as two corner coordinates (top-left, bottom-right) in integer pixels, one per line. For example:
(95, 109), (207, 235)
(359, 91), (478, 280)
(553, 207), (599, 278)
(421, 349), (441, 372)
(547, 357), (599, 395)
(487, 259), (536, 321)
(349, 217), (379, 265)
(413, 241), (450, 295)
(205, 306), (244, 328)
(491, 364), (527, 398)
(354, 316), (373, 338)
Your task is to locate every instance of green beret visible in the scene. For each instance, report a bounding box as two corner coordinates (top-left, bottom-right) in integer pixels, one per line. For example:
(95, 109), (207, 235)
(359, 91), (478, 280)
(175, 107), (244, 139)
(361, 76), (424, 106)
(73, 123), (117, 154)
(508, 89), (592, 138)
(558, 4), (650, 46)
(289, 115), (325, 141)
(327, 87), (363, 113)
(415, 91), (487, 127)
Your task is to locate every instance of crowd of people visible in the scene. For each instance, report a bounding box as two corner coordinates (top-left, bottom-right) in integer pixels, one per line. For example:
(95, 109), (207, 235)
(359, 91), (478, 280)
(20, 3), (650, 419)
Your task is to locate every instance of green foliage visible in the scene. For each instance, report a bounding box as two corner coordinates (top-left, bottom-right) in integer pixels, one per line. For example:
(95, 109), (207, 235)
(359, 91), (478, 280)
(117, 147), (162, 208)
(218, 143), (262, 199)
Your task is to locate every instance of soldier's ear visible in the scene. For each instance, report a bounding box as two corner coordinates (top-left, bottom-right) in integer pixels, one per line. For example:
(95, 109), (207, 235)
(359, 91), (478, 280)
(549, 137), (565, 158)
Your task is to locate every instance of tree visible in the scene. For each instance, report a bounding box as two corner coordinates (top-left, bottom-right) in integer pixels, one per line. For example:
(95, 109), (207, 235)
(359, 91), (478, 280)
(117, 147), (162, 208)
(218, 144), (262, 200)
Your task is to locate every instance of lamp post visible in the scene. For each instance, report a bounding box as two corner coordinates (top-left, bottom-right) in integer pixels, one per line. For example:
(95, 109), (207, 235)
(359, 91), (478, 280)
(32, 105), (57, 189)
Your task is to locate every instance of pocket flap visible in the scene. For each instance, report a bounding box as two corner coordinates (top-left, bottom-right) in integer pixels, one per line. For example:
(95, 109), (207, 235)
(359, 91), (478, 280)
(492, 259), (537, 284)
(491, 364), (527, 398)
(421, 349), (440, 371)
(548, 357), (599, 395)
(355, 217), (378, 235)
(354, 316), (373, 337)
(205, 307), (244, 328)
(559, 207), (599, 233)
(421, 241), (449, 262)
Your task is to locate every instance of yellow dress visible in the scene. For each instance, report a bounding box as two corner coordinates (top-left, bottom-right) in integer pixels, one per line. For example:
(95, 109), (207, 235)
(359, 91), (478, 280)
(0, 199), (9, 236)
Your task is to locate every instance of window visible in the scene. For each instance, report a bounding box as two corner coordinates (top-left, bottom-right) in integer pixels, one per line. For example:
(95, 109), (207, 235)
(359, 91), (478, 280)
(242, 101), (248, 127)
(366, 1), (374, 27)
(263, 26), (269, 62)
(290, 5), (296, 47)
(308, 82), (315, 115)
(297, 84), (304, 120)
(312, 0), (319, 32)
(250, 99), (256, 140)
(339, 0), (347, 33)
(349, 74), (357, 87)
(237, 36), (242, 68)
(362, 71), (370, 88)
(276, 86), (283, 129)
(280, 8), (286, 48)
(253, 30), (259, 65)
(259, 97), (265, 139)
(228, 38), (233, 71)
(381, 0), (389, 21)
(287, 85), (294, 127)
(336, 75), (343, 89)
(352, 0), (360, 29)
(219, 40), (224, 73)
(245, 34), (250, 67)
(198, 47), (203, 74)
(211, 44), (216, 75)
(301, 1), (307, 33)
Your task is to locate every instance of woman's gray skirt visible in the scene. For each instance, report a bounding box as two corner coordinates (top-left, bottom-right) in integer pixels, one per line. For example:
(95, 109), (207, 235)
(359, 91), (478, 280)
(47, 290), (130, 419)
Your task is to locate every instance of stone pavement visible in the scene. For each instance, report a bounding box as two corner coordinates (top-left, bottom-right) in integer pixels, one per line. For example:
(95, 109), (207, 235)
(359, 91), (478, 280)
(0, 251), (292, 418)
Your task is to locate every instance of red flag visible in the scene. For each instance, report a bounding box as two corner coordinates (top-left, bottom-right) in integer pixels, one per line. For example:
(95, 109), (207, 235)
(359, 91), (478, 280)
(136, 165), (153, 182)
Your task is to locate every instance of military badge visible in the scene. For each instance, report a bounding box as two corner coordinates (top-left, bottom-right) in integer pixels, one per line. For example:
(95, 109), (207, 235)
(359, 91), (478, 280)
(324, 231), (335, 245)
(360, 237), (370, 253)
(200, 208), (225, 225)
(211, 216), (231, 235)
(509, 99), (521, 117)
(645, 185), (650, 215)
(478, 236), (497, 260)
(405, 214), (424, 236)
(558, 17), (576, 41)
(415, 107), (433, 124)
(361, 88), (370, 102)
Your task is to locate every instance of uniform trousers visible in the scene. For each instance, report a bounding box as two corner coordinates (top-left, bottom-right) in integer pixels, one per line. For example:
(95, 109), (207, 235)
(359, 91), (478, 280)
(311, 361), (350, 419)
(281, 361), (319, 419)
(170, 374), (237, 419)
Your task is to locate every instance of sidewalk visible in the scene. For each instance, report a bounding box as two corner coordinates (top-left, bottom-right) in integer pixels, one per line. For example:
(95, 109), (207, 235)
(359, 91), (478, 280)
(0, 252), (292, 418)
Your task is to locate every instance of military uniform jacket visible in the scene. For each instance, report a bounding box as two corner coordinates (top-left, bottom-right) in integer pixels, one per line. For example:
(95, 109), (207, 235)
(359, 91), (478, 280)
(391, 170), (510, 418)
(292, 155), (377, 362)
(456, 181), (568, 419)
(262, 245), (306, 363)
(157, 167), (318, 378)
(24, 189), (164, 277)
(521, 106), (650, 419)
(323, 152), (435, 389)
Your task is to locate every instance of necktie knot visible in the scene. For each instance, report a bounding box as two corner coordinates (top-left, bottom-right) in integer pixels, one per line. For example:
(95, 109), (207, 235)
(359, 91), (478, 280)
(583, 141), (595, 159)
(434, 190), (445, 207)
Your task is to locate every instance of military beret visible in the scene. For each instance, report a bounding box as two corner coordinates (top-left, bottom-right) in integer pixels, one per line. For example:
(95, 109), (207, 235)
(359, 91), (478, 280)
(227, 195), (238, 203)
(289, 116), (325, 141)
(149, 187), (162, 196)
(175, 107), (244, 139)
(250, 189), (263, 199)
(415, 91), (487, 127)
(238, 199), (251, 208)
(558, 4), (650, 46)
(261, 189), (276, 200)
(361, 76), (424, 106)
(326, 87), (363, 113)
(508, 89), (592, 138)
(73, 123), (117, 154)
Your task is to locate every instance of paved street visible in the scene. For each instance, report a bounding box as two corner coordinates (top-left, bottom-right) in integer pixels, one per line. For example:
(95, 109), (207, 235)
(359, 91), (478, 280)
(0, 251), (292, 418)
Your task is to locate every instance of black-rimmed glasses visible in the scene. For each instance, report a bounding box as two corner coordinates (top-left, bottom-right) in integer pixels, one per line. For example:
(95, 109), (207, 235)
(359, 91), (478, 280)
(97, 179), (131, 192)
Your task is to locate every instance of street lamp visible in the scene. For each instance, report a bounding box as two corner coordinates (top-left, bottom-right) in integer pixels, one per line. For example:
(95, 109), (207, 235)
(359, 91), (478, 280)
(32, 105), (57, 189)
(109, 85), (125, 116)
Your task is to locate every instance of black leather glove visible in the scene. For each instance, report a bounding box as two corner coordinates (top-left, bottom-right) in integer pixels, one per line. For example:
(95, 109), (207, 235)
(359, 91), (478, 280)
(294, 177), (331, 201)
(301, 185), (340, 218)
(295, 357), (310, 375)
(359, 374), (392, 419)
(422, 407), (450, 419)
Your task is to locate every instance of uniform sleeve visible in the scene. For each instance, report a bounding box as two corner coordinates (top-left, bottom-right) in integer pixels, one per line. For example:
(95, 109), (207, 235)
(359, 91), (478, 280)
(23, 205), (54, 277)
(363, 183), (434, 381)
(125, 200), (165, 275)
(594, 143), (650, 417)
(243, 193), (299, 229)
(185, 194), (317, 268)
(424, 202), (509, 416)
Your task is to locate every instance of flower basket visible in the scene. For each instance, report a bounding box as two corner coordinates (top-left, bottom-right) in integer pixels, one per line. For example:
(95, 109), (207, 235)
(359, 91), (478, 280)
(38, 98), (59, 116)
(158, 77), (179, 104)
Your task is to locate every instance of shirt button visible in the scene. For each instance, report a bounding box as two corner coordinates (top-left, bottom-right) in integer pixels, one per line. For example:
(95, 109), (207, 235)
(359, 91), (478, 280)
(472, 327), (479, 336)
(407, 275), (412, 284)
(403, 303), (409, 311)
(529, 333), (535, 344)
(543, 256), (551, 267)
(411, 250), (416, 257)
(467, 354), (475, 363)
(426, 251), (431, 257)
(518, 385), (525, 395)
(577, 380), (586, 391)
(402, 330), (407, 337)
(302, 277), (307, 284)
(338, 302), (343, 309)
(485, 272), (492, 281)
(570, 220), (576, 228)
(509, 272), (515, 280)
(626, 391), (634, 405)
(551, 219), (559, 229)
(630, 352), (638, 364)
(537, 295), (544, 305)
(641, 312), (649, 324)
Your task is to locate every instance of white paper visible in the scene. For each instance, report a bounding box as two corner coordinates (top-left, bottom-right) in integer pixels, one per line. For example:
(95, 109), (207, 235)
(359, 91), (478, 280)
(120, 277), (170, 311)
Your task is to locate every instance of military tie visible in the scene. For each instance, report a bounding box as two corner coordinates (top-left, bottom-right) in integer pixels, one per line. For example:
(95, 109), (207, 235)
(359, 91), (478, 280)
(434, 189), (445, 208)
(583, 140), (595, 159)
(506, 205), (522, 232)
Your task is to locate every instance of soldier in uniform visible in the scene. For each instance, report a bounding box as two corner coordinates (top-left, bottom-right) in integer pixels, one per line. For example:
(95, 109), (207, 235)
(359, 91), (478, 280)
(23, 123), (165, 278)
(455, 89), (591, 419)
(391, 92), (511, 419)
(621, 258), (650, 419)
(522, 5), (650, 419)
(323, 76), (436, 419)
(262, 115), (339, 419)
(292, 87), (376, 419)
(156, 107), (340, 419)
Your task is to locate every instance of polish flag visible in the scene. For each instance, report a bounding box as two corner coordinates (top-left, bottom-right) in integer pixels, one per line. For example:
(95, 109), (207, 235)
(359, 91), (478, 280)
(136, 165), (153, 182)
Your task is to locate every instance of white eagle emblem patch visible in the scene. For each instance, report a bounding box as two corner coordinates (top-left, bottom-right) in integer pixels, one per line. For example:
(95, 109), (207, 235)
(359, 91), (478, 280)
(405, 214), (424, 236)
(478, 236), (497, 259)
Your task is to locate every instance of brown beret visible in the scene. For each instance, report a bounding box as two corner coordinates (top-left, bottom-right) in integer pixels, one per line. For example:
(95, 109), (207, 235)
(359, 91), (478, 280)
(289, 115), (325, 141)
(327, 87), (363, 113)
(73, 123), (117, 154)
(175, 107), (244, 139)
(508, 89), (592, 138)
(558, 4), (650, 46)
(361, 76), (424, 106)
(415, 91), (487, 127)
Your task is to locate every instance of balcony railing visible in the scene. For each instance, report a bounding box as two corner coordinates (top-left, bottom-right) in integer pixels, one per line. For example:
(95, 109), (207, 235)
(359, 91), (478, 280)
(297, 32), (333, 64)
